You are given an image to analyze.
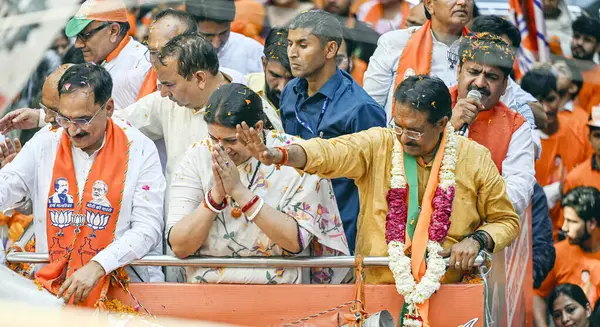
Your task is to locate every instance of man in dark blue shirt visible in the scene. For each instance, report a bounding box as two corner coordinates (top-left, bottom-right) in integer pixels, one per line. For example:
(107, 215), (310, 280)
(280, 9), (386, 252)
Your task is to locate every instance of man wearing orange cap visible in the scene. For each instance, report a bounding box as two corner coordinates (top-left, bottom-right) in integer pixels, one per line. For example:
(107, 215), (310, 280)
(65, 0), (151, 111)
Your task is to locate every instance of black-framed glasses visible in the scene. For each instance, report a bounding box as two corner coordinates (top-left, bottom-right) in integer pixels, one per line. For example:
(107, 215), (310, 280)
(40, 102), (59, 115)
(76, 22), (111, 42)
(388, 123), (425, 141)
(55, 101), (108, 129)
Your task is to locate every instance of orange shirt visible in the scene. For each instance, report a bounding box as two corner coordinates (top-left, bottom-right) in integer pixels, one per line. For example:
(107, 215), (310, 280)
(535, 115), (589, 187)
(559, 105), (590, 125)
(552, 158), (600, 233)
(563, 158), (600, 194)
(449, 86), (526, 174)
(536, 240), (600, 307)
(577, 65), (600, 115)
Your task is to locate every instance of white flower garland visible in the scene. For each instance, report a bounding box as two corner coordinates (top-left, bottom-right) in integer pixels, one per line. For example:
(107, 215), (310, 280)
(387, 124), (458, 327)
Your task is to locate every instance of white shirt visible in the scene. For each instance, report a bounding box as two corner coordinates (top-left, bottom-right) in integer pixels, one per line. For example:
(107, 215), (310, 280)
(364, 28), (537, 123)
(356, 0), (410, 34)
(364, 27), (536, 214)
(218, 32), (264, 75)
(0, 119), (165, 282)
(501, 123), (536, 216)
(102, 37), (152, 111)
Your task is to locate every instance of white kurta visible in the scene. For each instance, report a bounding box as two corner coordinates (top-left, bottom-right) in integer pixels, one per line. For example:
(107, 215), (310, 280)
(0, 119), (165, 282)
(101, 37), (152, 111)
(218, 32), (264, 75)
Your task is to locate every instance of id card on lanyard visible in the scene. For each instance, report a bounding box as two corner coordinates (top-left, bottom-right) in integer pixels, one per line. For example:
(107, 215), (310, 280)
(294, 98), (329, 137)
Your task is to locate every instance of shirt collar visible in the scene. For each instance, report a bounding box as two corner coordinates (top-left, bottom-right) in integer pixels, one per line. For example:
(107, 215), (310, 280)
(72, 133), (106, 158)
(431, 30), (461, 50)
(293, 69), (344, 100)
(537, 129), (550, 140)
(104, 36), (131, 64)
(563, 100), (574, 112)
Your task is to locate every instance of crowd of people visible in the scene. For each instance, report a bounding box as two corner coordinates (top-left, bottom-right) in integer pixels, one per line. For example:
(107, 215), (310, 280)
(0, 0), (599, 326)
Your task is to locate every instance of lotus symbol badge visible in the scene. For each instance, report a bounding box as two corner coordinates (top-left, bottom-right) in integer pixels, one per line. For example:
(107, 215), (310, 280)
(86, 211), (110, 238)
(50, 210), (72, 236)
(71, 214), (85, 233)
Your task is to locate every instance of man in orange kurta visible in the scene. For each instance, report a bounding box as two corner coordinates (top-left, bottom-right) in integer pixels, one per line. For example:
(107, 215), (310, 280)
(570, 16), (600, 116)
(559, 108), (600, 229)
(521, 67), (590, 239)
(449, 33), (535, 216)
(533, 187), (600, 326)
(552, 58), (589, 125)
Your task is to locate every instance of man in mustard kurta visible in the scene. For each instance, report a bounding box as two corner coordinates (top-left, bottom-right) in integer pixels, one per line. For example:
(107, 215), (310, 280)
(237, 75), (520, 287)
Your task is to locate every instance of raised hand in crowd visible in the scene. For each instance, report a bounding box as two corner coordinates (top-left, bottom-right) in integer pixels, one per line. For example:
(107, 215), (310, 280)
(236, 122), (278, 166)
(0, 137), (22, 168)
(0, 108), (40, 135)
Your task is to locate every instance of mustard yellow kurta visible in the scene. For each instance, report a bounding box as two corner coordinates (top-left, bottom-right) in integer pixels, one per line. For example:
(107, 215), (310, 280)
(300, 127), (520, 284)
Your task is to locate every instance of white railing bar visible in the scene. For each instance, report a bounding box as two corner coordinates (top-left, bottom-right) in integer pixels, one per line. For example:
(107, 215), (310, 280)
(6, 253), (485, 268)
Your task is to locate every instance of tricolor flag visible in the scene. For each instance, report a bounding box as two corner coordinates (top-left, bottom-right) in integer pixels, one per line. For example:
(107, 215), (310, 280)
(509, 0), (550, 79)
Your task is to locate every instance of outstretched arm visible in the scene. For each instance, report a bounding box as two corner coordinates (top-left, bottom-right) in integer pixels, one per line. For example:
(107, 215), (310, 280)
(237, 122), (376, 180)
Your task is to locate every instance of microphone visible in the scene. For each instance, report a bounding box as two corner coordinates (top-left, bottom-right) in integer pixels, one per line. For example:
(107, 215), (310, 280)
(457, 90), (482, 136)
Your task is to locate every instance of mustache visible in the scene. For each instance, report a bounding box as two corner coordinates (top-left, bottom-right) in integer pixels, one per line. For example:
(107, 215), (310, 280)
(66, 129), (89, 138)
(405, 142), (419, 147)
(467, 85), (491, 97)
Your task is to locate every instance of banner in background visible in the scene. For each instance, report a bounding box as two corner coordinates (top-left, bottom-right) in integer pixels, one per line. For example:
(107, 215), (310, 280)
(489, 206), (534, 327)
(0, 0), (79, 115)
(509, 0), (550, 79)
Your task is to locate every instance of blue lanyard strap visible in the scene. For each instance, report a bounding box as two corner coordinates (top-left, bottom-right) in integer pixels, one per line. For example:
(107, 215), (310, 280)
(294, 98), (329, 135)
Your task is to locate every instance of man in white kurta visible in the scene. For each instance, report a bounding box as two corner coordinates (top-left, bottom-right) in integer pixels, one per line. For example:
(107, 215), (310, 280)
(0, 64), (165, 292)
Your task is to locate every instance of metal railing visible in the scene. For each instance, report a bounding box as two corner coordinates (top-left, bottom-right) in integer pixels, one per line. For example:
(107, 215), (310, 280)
(6, 252), (485, 268)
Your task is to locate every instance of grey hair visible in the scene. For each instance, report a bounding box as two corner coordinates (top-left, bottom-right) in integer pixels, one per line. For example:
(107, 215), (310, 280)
(288, 9), (343, 48)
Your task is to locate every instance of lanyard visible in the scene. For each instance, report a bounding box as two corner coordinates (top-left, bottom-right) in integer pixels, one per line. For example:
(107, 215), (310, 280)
(294, 98), (329, 136)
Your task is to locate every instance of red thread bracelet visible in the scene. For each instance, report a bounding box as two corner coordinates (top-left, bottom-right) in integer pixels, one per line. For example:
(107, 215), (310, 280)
(274, 146), (288, 170)
(241, 195), (260, 213)
(207, 190), (226, 210)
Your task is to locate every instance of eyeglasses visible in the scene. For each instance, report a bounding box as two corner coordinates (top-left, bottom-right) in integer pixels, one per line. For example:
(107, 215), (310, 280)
(40, 102), (59, 115)
(388, 123), (425, 141)
(55, 101), (107, 129)
(76, 22), (111, 42)
(142, 41), (160, 63)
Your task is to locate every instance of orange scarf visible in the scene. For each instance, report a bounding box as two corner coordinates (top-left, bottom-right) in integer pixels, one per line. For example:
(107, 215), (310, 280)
(36, 119), (129, 307)
(403, 127), (449, 327)
(449, 86), (526, 174)
(136, 68), (158, 101)
(395, 20), (469, 90)
(363, 1), (410, 30)
(105, 36), (131, 64)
